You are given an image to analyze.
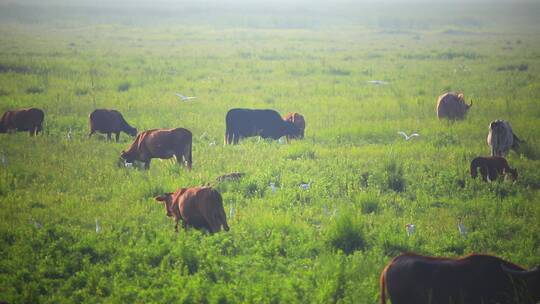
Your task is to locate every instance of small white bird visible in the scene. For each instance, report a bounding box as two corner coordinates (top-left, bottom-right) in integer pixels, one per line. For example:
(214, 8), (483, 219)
(367, 80), (389, 85)
(229, 206), (235, 219)
(67, 127), (73, 141)
(458, 220), (467, 236)
(1, 151), (6, 168)
(175, 93), (197, 101)
(200, 132), (208, 139)
(406, 223), (416, 236)
(322, 205), (329, 216)
(95, 219), (101, 233)
(270, 182), (276, 193)
(33, 220), (42, 229)
(209, 140), (216, 147)
(398, 131), (420, 141)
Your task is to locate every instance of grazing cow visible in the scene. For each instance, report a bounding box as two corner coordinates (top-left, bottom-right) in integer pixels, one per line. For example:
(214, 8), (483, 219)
(0, 108), (44, 135)
(380, 253), (540, 304)
(155, 186), (229, 233)
(119, 128), (192, 170)
(224, 108), (302, 145)
(470, 156), (517, 182)
(88, 109), (137, 142)
(283, 112), (306, 139)
(487, 120), (520, 157)
(436, 92), (472, 120)
(216, 172), (245, 182)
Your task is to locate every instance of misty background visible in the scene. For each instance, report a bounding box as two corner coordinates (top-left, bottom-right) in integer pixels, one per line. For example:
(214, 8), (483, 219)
(0, 0), (539, 31)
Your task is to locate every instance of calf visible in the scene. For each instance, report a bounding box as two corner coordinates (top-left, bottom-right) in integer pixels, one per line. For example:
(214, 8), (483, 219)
(155, 187), (229, 233)
(88, 109), (137, 142)
(470, 156), (517, 182)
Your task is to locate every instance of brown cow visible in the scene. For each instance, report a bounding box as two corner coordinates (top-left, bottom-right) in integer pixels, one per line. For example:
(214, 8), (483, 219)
(88, 109), (137, 142)
(119, 128), (192, 170)
(436, 92), (472, 120)
(283, 112), (306, 139)
(155, 186), (230, 233)
(471, 156), (517, 182)
(380, 253), (540, 304)
(0, 108), (44, 135)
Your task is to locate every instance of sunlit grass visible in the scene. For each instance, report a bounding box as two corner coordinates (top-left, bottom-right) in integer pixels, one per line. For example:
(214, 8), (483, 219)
(1, 5), (540, 303)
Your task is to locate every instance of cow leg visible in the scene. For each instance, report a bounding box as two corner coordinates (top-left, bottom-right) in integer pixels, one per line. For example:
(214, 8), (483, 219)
(488, 168), (498, 181)
(175, 219), (179, 233)
(115, 132), (120, 142)
(143, 160), (150, 170)
(480, 166), (489, 182)
(106, 133), (111, 141)
(88, 130), (95, 138)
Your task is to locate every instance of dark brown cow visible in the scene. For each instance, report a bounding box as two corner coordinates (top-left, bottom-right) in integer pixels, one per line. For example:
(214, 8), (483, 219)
(88, 109), (137, 142)
(471, 156), (517, 182)
(0, 108), (44, 135)
(436, 92), (472, 120)
(380, 253), (540, 304)
(155, 186), (230, 233)
(283, 112), (306, 139)
(119, 128), (192, 170)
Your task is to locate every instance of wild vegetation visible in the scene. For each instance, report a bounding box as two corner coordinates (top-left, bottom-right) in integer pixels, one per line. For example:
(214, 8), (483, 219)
(1, 1), (539, 303)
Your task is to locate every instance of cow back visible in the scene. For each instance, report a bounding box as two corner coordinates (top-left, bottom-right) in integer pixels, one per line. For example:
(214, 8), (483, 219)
(90, 109), (131, 132)
(384, 253), (533, 304)
(0, 108), (44, 132)
(437, 93), (468, 120)
(175, 187), (228, 232)
(488, 120), (514, 156)
(226, 108), (287, 139)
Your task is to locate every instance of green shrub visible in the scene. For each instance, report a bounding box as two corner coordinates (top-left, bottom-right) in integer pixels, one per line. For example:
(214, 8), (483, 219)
(326, 212), (367, 254)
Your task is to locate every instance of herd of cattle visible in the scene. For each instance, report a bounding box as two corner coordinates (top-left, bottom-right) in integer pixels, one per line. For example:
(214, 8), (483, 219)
(1, 92), (538, 304)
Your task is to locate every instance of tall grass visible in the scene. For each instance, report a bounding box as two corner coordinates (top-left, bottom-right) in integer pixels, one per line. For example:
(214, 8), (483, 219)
(0, 5), (540, 303)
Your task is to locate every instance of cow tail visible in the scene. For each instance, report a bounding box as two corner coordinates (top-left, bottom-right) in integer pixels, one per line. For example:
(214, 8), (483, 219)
(470, 159), (477, 178)
(380, 265), (387, 304)
(185, 141), (192, 169)
(214, 190), (229, 231)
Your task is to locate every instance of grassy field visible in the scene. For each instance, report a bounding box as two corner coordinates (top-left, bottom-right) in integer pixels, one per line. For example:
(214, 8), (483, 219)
(1, 1), (540, 303)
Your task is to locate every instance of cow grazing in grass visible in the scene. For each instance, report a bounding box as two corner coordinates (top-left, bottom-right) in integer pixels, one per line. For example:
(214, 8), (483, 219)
(88, 109), (137, 142)
(380, 252), (540, 304)
(155, 186), (229, 233)
(470, 156), (517, 182)
(0, 108), (44, 136)
(487, 120), (520, 157)
(224, 108), (302, 144)
(119, 128), (192, 170)
(436, 92), (472, 120)
(283, 112), (306, 140)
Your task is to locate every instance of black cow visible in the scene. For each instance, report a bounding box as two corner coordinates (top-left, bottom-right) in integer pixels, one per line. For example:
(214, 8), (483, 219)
(224, 108), (301, 145)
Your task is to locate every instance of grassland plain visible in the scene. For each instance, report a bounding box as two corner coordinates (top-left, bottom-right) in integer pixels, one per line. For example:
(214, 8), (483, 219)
(0, 2), (540, 303)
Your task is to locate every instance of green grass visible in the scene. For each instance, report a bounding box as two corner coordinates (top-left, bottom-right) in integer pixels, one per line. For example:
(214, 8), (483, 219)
(1, 2), (540, 303)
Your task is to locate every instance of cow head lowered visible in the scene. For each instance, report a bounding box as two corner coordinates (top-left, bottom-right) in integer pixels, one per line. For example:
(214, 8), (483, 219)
(118, 150), (136, 167)
(283, 120), (302, 139)
(125, 126), (138, 137)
